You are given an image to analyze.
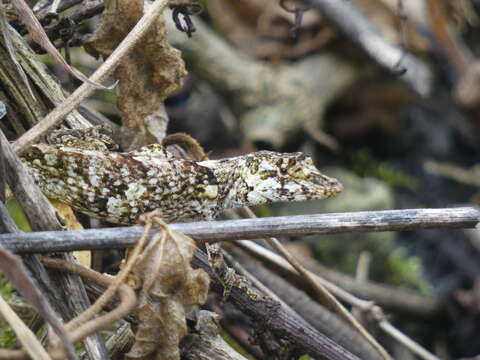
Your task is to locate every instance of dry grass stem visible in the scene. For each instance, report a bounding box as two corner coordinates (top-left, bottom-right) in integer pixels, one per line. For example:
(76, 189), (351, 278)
(0, 295), (51, 360)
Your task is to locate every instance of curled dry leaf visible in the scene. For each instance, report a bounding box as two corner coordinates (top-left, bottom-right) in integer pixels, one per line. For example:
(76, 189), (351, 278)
(85, 0), (187, 149)
(126, 222), (210, 360)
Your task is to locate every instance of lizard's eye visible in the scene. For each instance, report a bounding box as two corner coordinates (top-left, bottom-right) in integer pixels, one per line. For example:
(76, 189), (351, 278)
(279, 167), (288, 175)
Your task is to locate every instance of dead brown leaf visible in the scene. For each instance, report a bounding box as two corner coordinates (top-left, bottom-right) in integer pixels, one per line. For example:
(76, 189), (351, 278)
(85, 0), (187, 149)
(126, 218), (210, 360)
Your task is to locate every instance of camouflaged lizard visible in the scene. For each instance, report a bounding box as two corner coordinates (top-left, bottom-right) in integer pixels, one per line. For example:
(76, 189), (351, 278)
(21, 127), (343, 225)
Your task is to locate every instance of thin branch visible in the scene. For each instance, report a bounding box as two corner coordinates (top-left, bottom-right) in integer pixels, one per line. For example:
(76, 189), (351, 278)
(305, 0), (432, 95)
(281, 245), (440, 317)
(230, 247), (384, 360)
(235, 239), (442, 360)
(194, 249), (361, 360)
(12, 0), (170, 154)
(378, 319), (440, 360)
(1, 207), (478, 254)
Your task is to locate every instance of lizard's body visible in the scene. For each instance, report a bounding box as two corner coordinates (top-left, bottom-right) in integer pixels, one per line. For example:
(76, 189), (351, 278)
(22, 127), (342, 224)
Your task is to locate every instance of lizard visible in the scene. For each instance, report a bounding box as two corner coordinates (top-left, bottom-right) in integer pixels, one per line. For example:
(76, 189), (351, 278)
(21, 126), (343, 225)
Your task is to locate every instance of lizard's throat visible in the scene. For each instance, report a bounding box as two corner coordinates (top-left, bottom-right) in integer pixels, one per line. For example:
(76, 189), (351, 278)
(198, 158), (253, 210)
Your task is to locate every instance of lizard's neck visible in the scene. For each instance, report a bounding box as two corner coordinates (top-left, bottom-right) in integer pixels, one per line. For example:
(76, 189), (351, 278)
(197, 157), (253, 209)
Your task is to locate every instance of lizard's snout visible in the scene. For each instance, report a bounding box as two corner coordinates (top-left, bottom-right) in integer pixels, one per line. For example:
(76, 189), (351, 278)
(307, 172), (343, 198)
(327, 179), (343, 196)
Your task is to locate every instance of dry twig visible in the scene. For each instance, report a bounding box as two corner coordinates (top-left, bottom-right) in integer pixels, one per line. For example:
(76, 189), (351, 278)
(236, 241), (442, 360)
(239, 207), (391, 360)
(9, 0), (108, 89)
(1, 207), (477, 253)
(12, 0), (170, 153)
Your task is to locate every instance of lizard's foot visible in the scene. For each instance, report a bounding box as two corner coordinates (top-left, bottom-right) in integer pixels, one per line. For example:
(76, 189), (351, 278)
(47, 126), (118, 152)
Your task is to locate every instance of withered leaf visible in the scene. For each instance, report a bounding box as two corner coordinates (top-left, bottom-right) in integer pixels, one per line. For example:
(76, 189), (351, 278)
(126, 225), (210, 360)
(85, 0), (187, 148)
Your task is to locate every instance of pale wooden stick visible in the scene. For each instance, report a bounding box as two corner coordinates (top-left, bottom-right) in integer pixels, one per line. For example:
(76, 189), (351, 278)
(1, 207), (478, 253)
(0, 295), (51, 360)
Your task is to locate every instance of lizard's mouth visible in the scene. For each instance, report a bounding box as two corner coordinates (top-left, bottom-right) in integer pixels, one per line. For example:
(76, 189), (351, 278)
(300, 172), (343, 199)
(324, 177), (343, 197)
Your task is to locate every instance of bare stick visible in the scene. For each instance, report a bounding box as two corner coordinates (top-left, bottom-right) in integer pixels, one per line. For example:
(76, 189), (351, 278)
(378, 321), (440, 360)
(1, 207), (478, 254)
(12, 0), (170, 154)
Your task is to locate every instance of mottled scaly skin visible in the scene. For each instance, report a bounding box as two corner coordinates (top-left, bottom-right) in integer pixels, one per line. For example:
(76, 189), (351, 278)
(22, 128), (342, 225)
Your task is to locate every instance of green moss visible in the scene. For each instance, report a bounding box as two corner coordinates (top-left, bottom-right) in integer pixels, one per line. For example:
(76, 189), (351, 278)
(386, 248), (432, 294)
(254, 204), (273, 218)
(309, 232), (431, 293)
(220, 328), (255, 359)
(0, 274), (14, 301)
(352, 148), (420, 190)
(0, 274), (17, 348)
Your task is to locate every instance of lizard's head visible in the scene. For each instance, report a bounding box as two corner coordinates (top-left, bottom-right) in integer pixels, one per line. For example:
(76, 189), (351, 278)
(238, 151), (342, 206)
